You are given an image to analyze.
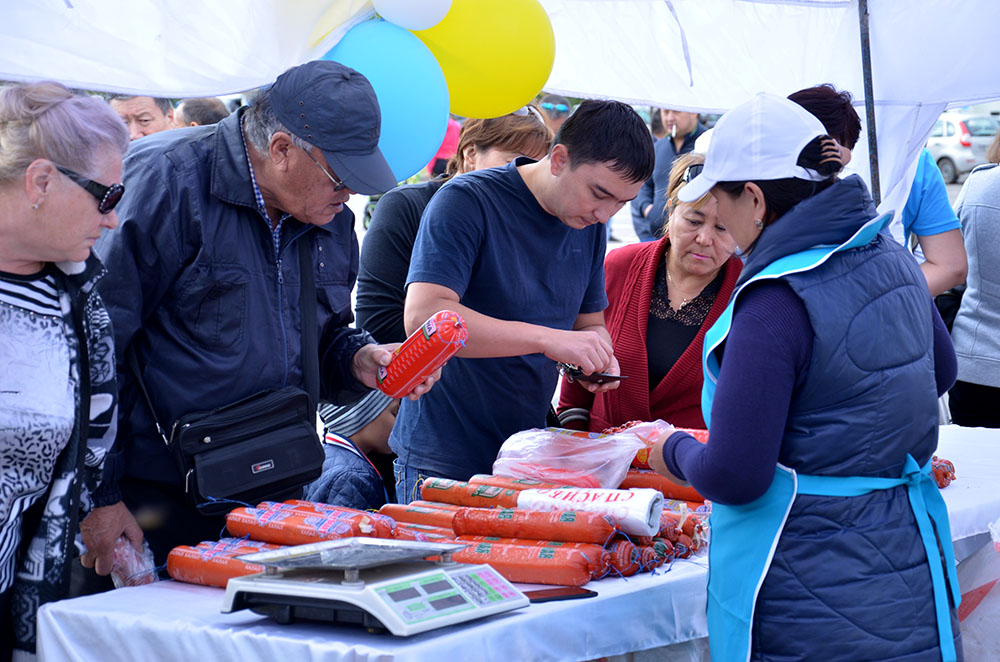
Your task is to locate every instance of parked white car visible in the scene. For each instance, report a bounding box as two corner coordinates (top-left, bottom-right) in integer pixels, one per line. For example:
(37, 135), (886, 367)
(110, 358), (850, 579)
(926, 112), (999, 183)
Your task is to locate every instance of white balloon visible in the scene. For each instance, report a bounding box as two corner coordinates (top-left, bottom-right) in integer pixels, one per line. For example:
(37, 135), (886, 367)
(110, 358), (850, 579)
(373, 0), (452, 31)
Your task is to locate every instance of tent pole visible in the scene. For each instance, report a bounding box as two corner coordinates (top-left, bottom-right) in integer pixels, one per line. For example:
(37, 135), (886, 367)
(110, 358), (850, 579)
(858, 0), (881, 206)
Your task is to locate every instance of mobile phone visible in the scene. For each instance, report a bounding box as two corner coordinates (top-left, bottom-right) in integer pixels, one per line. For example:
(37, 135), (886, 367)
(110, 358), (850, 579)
(524, 586), (598, 603)
(558, 363), (628, 384)
(571, 372), (628, 384)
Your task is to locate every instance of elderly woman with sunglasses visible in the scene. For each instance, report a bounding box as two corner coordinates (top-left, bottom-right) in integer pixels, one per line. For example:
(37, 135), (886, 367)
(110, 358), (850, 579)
(0, 81), (128, 658)
(557, 152), (741, 432)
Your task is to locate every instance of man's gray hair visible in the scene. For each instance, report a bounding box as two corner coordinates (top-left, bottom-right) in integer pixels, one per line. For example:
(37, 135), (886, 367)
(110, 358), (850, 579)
(242, 84), (314, 154)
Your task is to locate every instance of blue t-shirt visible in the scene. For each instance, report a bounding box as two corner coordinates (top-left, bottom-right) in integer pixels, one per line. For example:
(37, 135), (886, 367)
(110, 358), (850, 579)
(899, 148), (961, 244)
(389, 158), (608, 479)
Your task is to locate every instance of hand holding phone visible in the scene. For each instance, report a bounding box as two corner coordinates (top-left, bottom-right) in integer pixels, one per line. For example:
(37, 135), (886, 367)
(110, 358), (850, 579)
(558, 362), (628, 384)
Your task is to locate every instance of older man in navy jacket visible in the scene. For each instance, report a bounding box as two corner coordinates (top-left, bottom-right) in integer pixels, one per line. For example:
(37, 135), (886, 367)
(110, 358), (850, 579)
(80, 62), (436, 572)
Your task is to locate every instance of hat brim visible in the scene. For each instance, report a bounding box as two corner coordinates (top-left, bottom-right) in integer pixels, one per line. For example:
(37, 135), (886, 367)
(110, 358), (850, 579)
(323, 146), (398, 195)
(677, 172), (717, 203)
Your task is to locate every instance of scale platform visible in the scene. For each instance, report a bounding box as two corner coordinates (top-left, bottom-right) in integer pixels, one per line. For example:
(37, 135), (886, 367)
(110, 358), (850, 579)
(222, 538), (529, 636)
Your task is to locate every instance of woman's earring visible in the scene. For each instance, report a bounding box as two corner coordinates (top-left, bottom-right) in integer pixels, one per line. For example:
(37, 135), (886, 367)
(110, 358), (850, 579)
(754, 219), (763, 229)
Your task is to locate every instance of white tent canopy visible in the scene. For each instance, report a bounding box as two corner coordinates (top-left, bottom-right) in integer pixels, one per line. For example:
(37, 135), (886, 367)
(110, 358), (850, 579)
(541, 0), (1000, 217)
(3, 0), (1000, 217)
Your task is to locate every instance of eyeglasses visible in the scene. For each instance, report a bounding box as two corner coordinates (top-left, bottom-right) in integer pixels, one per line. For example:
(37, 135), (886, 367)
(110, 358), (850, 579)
(682, 163), (705, 184)
(56, 166), (125, 214)
(303, 149), (348, 192)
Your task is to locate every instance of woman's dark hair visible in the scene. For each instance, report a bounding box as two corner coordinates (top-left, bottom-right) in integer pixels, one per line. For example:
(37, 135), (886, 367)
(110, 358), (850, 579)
(788, 84), (861, 150)
(716, 135), (843, 243)
(555, 99), (655, 184)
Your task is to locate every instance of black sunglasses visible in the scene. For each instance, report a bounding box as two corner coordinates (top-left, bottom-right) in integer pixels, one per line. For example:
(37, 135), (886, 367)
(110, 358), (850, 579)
(56, 165), (125, 214)
(682, 163), (705, 184)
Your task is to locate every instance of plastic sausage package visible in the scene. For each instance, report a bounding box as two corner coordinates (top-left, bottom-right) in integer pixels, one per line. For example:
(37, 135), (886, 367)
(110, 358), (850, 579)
(492, 424), (667, 489)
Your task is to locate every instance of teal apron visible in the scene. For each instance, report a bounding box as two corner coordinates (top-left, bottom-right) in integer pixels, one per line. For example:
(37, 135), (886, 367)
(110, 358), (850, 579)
(701, 215), (961, 662)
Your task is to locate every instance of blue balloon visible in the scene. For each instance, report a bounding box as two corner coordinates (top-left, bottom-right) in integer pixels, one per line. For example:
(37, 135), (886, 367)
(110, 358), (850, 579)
(323, 19), (449, 182)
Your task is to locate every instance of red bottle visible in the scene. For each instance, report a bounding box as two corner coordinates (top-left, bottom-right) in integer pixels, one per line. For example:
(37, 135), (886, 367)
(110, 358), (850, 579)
(376, 310), (467, 398)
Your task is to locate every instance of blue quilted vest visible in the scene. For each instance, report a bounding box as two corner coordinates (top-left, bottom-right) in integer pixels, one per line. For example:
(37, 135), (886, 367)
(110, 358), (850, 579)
(702, 177), (959, 661)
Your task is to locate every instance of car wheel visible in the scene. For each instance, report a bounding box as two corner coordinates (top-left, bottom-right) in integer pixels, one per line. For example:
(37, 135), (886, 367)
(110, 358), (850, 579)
(937, 157), (957, 184)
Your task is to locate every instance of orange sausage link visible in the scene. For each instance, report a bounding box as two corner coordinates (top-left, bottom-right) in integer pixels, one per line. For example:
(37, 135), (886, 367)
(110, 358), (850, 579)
(225, 507), (384, 546)
(167, 540), (283, 588)
(379, 503), (457, 529)
(619, 468), (704, 503)
(452, 507), (617, 545)
(376, 310), (467, 398)
(419, 477), (520, 508)
(392, 522), (456, 542)
(451, 541), (593, 586)
(408, 500), (463, 512)
(468, 474), (569, 491)
(455, 535), (612, 579)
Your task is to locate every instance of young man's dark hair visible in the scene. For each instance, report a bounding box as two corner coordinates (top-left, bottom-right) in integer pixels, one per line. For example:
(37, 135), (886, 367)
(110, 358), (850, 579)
(787, 84), (861, 150)
(555, 99), (655, 184)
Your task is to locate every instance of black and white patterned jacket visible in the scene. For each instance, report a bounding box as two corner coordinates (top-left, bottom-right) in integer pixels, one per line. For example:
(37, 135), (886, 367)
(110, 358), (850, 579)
(11, 252), (117, 655)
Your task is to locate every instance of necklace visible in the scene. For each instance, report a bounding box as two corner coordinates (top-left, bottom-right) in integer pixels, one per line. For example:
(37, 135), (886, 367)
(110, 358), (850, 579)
(665, 268), (691, 307)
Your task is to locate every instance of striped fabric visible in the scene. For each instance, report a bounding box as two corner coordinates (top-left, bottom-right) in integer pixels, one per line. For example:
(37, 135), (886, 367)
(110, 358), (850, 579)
(0, 271), (61, 317)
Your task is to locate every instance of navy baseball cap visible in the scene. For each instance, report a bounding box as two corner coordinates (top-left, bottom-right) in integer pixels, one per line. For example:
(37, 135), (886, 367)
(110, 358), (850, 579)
(270, 60), (397, 195)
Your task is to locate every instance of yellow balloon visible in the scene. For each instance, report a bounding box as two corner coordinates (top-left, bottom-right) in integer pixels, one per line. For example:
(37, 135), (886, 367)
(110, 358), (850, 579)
(413, 0), (554, 119)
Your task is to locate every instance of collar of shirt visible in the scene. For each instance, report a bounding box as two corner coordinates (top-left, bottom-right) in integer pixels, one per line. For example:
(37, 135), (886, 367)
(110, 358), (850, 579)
(240, 117), (292, 232)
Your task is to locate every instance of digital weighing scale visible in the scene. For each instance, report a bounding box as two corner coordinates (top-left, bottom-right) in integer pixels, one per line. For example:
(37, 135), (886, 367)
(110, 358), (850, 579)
(222, 538), (529, 636)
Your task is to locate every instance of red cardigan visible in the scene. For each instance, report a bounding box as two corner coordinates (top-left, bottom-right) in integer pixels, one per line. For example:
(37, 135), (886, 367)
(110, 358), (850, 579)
(558, 238), (742, 431)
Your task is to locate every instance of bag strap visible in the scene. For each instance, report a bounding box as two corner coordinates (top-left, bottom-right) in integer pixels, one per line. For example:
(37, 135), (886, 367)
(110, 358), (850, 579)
(126, 345), (171, 447)
(126, 234), (321, 446)
(299, 234), (319, 405)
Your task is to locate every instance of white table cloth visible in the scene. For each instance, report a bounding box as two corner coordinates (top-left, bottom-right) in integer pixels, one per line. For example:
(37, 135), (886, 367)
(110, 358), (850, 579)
(36, 425), (999, 662)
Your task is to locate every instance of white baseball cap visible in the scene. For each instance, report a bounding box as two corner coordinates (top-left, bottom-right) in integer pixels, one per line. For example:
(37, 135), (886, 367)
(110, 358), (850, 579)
(678, 92), (829, 202)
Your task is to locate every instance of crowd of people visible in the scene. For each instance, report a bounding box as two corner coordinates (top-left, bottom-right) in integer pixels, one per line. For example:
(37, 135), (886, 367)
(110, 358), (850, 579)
(1, 60), (996, 660)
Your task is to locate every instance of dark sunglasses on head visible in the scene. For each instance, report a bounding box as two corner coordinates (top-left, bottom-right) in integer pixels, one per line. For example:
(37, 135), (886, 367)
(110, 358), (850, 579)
(56, 165), (125, 214)
(512, 105), (546, 123)
(682, 163), (705, 184)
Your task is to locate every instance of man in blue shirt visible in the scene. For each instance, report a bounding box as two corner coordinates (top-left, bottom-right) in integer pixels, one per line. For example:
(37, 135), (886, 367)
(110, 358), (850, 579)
(894, 148), (968, 296)
(390, 101), (655, 502)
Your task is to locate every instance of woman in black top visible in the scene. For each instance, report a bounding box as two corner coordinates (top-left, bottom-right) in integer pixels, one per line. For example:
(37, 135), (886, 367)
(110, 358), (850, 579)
(356, 107), (553, 343)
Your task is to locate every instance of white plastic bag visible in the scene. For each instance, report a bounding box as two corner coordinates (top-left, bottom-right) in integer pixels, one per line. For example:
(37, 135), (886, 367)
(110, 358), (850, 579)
(493, 426), (646, 489)
(110, 535), (158, 588)
(956, 516), (1000, 660)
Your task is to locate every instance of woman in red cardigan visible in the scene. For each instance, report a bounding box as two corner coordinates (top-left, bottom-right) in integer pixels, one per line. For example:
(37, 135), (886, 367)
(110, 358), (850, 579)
(558, 153), (741, 431)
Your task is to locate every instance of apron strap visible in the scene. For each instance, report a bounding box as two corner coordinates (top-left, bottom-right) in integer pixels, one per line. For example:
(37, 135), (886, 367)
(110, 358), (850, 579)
(797, 455), (960, 662)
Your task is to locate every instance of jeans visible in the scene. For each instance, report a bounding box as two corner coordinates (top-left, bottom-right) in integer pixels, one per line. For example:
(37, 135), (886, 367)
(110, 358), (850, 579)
(392, 459), (438, 504)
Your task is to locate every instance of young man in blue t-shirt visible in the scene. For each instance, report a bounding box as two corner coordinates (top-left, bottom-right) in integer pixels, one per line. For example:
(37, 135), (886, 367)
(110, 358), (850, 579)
(390, 101), (656, 502)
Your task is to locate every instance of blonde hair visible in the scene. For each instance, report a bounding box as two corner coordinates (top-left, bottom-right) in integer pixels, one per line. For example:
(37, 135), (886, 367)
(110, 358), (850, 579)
(0, 81), (129, 184)
(446, 107), (553, 176)
(660, 152), (711, 236)
(987, 126), (1000, 165)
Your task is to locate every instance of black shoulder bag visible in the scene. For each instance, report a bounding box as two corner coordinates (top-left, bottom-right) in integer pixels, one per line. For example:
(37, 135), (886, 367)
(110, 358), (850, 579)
(128, 239), (325, 515)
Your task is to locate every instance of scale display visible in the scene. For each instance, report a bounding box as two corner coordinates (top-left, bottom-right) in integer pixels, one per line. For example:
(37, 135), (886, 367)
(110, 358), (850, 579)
(222, 538), (529, 636)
